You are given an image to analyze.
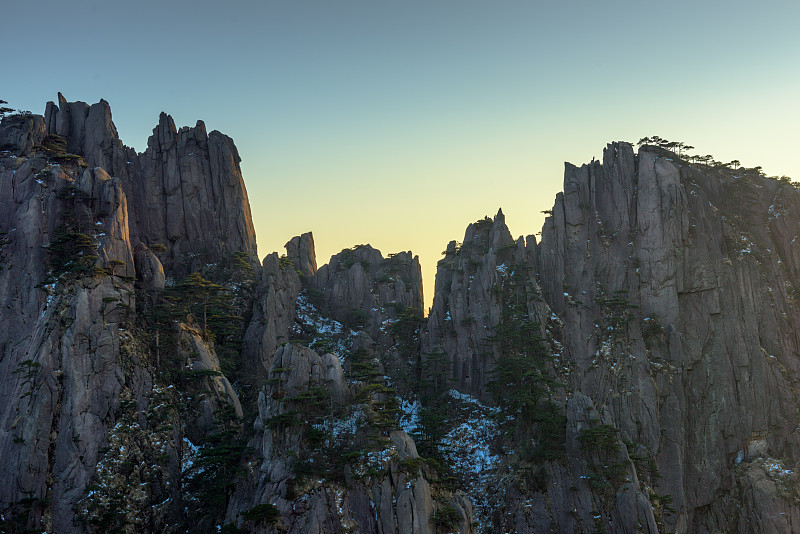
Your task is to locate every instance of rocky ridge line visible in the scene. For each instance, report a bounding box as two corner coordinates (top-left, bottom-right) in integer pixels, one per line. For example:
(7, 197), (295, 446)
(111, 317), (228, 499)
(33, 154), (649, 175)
(3, 96), (800, 533)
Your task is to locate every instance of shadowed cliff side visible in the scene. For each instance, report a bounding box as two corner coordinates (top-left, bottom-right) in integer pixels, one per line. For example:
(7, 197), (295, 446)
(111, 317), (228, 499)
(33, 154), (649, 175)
(536, 142), (800, 531)
(231, 234), (469, 533)
(422, 142), (800, 532)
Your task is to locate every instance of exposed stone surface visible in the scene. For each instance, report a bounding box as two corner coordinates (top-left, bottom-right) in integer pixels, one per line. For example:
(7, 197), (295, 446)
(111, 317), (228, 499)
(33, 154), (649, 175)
(422, 209), (546, 397)
(0, 148), (140, 531)
(131, 113), (258, 274)
(312, 244), (424, 338)
(390, 429), (420, 460)
(5, 95), (800, 533)
(232, 231), (465, 531)
(133, 245), (166, 292)
(226, 343), (458, 534)
(242, 251), (303, 372)
(418, 144), (800, 532)
(285, 232), (317, 279)
(532, 143), (800, 531)
(45, 94), (125, 174)
(75, 166), (135, 277)
(43, 94), (258, 275)
(0, 113), (47, 156)
(0, 99), (249, 533)
(183, 326), (244, 433)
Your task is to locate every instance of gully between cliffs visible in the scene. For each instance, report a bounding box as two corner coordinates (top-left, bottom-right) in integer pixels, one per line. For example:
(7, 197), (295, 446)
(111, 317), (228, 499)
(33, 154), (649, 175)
(1, 97), (800, 533)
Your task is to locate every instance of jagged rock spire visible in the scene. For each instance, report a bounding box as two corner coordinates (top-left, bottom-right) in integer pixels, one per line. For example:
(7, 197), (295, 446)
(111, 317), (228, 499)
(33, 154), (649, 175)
(285, 232), (317, 278)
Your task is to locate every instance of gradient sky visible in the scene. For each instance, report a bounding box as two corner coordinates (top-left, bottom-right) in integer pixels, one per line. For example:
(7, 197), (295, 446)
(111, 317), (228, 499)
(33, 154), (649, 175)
(4, 1), (799, 310)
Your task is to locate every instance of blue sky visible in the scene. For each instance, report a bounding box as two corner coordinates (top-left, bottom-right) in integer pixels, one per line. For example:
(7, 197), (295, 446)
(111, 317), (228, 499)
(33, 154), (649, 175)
(4, 1), (799, 308)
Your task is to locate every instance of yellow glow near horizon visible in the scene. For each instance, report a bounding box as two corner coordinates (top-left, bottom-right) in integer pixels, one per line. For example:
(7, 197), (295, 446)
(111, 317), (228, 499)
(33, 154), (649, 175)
(6, 0), (798, 318)
(246, 123), (800, 314)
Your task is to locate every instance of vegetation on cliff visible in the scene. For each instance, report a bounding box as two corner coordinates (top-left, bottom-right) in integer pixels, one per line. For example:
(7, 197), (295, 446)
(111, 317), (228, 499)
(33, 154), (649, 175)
(3, 97), (800, 533)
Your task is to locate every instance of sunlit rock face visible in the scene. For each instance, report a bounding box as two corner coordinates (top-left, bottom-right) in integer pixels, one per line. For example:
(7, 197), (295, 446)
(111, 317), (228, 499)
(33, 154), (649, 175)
(44, 93), (258, 276)
(0, 97), (252, 533)
(0, 155), (141, 532)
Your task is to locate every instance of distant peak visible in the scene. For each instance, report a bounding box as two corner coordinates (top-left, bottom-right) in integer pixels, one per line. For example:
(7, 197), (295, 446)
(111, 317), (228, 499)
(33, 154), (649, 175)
(285, 232), (317, 278)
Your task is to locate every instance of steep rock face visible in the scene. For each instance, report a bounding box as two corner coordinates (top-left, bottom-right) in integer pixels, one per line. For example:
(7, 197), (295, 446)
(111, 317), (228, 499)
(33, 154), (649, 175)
(422, 209), (545, 397)
(45, 94), (130, 176)
(242, 232), (319, 374)
(422, 144), (800, 533)
(227, 343), (447, 534)
(312, 244), (424, 338)
(243, 238), (424, 389)
(242, 251), (303, 372)
(236, 236), (472, 533)
(133, 244), (166, 292)
(182, 326), (243, 432)
(0, 102), (247, 533)
(132, 113), (257, 274)
(2, 275), (140, 533)
(43, 94), (258, 275)
(535, 143), (800, 532)
(0, 113), (47, 156)
(421, 207), (657, 533)
(0, 151), (139, 531)
(285, 232), (317, 279)
(75, 167), (136, 277)
(7, 93), (800, 533)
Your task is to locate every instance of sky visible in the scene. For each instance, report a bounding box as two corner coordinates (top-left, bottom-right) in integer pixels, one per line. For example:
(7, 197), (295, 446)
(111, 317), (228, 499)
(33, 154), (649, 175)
(3, 1), (799, 310)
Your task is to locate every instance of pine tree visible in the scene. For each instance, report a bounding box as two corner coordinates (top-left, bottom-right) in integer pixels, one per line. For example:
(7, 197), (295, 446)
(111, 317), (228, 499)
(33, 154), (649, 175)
(0, 100), (13, 120)
(486, 263), (564, 461)
(174, 273), (224, 338)
(414, 349), (450, 456)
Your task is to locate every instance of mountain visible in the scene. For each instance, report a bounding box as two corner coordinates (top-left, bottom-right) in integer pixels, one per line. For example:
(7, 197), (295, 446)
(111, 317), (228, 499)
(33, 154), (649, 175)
(1, 96), (800, 533)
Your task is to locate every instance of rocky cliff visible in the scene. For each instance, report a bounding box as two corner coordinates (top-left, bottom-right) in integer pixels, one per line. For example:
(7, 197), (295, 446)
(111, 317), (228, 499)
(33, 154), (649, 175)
(0, 97), (451, 534)
(420, 143), (800, 533)
(533, 143), (800, 532)
(43, 93), (258, 275)
(0, 98), (252, 533)
(2, 96), (800, 534)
